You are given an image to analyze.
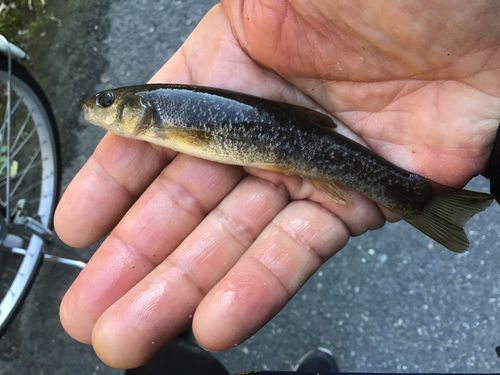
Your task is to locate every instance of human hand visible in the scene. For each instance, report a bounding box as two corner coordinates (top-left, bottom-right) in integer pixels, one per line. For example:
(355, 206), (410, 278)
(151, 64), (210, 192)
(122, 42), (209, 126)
(55, 0), (500, 369)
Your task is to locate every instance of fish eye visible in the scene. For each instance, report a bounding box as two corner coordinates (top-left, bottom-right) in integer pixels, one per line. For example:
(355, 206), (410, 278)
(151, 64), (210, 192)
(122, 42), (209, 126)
(96, 92), (115, 108)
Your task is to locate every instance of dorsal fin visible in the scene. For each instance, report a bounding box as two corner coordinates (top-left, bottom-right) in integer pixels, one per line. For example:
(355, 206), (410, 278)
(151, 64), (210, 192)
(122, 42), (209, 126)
(282, 103), (338, 129)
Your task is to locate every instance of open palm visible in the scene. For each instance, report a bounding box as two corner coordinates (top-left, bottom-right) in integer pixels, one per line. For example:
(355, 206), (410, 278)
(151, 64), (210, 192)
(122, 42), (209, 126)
(55, 0), (500, 369)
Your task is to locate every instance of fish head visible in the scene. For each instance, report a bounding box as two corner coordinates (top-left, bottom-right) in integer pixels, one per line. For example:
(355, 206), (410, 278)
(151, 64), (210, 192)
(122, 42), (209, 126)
(82, 88), (153, 138)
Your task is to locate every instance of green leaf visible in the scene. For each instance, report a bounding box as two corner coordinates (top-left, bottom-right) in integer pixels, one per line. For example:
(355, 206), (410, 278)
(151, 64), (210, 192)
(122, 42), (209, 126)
(10, 160), (18, 178)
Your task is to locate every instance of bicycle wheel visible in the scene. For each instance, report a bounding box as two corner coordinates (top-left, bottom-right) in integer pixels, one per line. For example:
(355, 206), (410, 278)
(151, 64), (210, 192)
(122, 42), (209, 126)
(0, 54), (60, 335)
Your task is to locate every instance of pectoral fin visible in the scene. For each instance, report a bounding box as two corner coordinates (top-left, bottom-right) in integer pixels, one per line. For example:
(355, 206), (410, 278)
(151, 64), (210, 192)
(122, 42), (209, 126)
(155, 127), (210, 147)
(132, 98), (155, 137)
(308, 179), (353, 206)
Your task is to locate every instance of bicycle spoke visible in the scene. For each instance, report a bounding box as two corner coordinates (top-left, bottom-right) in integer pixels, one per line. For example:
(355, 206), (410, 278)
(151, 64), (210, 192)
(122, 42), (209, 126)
(0, 127), (36, 177)
(0, 96), (22, 156)
(0, 132), (36, 178)
(0, 159), (42, 188)
(10, 179), (41, 203)
(25, 196), (41, 206)
(0, 96), (22, 133)
(11, 111), (32, 152)
(10, 147), (40, 197)
(11, 127), (36, 160)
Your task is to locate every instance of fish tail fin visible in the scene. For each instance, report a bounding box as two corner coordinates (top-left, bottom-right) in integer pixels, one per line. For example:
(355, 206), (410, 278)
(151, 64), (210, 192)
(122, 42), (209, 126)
(404, 184), (493, 253)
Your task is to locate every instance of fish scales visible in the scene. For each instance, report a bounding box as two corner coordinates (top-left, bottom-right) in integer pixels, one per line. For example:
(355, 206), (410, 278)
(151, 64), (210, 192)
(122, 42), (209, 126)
(82, 84), (493, 253)
(141, 87), (432, 217)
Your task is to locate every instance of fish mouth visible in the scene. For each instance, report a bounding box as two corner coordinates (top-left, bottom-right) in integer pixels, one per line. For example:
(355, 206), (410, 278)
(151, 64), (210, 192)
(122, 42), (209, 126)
(82, 104), (90, 122)
(82, 95), (96, 123)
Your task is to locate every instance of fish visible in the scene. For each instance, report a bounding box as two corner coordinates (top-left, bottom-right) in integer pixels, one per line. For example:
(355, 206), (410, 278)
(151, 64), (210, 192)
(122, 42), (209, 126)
(82, 84), (494, 253)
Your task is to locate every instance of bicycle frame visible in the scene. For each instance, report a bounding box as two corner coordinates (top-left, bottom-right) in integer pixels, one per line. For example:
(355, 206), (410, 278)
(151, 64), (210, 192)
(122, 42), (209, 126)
(0, 37), (29, 60)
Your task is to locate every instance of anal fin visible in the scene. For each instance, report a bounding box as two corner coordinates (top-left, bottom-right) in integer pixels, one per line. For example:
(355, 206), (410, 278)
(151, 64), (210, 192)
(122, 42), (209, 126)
(247, 163), (295, 175)
(308, 179), (353, 206)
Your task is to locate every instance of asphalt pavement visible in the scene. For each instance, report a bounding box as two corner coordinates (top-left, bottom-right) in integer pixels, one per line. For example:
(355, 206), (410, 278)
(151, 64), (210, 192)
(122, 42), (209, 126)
(1, 1), (499, 374)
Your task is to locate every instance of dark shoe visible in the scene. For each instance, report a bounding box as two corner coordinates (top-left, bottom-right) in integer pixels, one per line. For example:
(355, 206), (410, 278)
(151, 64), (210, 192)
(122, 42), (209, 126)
(125, 329), (229, 375)
(294, 347), (339, 373)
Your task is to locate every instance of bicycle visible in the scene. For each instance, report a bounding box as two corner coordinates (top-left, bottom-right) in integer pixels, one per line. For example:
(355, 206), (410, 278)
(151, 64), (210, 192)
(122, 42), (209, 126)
(0, 35), (85, 337)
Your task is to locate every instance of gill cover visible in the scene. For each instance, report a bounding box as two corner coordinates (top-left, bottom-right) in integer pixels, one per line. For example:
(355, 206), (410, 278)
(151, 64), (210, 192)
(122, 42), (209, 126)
(129, 95), (154, 137)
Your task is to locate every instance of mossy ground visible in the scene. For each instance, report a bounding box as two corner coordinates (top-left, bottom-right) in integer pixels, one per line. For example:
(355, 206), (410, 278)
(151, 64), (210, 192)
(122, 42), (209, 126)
(0, 0), (52, 47)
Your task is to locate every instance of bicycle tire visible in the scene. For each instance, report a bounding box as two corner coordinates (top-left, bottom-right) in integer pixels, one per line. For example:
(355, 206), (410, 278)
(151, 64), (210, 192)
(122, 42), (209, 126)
(0, 54), (61, 336)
